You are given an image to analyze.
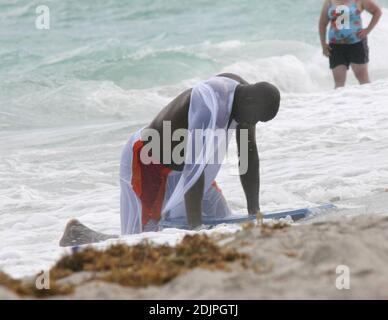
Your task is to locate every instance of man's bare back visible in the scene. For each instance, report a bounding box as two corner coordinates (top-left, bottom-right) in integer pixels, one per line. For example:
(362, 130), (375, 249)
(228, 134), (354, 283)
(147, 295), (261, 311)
(145, 73), (248, 171)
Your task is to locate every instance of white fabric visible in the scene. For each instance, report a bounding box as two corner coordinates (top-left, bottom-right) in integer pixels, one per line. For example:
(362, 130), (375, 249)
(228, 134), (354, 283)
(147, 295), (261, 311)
(120, 76), (239, 235)
(163, 171), (232, 220)
(120, 130), (142, 235)
(162, 76), (239, 214)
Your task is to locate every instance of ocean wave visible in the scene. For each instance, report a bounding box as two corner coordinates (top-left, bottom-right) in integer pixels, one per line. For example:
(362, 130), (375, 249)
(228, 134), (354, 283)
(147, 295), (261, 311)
(0, 80), (171, 130)
(2, 78), (388, 277)
(2, 0), (388, 278)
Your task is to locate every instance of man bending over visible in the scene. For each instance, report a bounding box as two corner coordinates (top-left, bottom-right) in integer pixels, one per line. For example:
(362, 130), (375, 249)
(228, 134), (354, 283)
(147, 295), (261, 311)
(60, 73), (280, 246)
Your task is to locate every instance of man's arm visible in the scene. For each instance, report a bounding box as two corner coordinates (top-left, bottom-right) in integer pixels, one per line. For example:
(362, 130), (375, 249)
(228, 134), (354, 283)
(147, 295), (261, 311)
(358, 0), (382, 39)
(237, 124), (260, 215)
(319, 0), (331, 57)
(184, 171), (204, 229)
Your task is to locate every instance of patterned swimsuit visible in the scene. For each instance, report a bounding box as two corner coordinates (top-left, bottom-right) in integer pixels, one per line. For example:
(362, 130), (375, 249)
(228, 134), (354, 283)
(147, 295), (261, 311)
(328, 1), (363, 44)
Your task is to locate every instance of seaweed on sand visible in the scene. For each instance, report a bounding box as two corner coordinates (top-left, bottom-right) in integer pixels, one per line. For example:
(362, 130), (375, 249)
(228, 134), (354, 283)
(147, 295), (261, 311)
(51, 234), (249, 288)
(0, 234), (249, 297)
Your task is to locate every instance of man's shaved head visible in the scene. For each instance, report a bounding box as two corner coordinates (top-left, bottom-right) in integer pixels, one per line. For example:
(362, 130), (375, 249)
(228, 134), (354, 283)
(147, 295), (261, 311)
(233, 82), (280, 125)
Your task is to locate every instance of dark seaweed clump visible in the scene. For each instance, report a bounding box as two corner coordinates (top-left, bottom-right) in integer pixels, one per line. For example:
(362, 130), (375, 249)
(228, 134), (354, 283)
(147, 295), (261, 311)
(1, 234), (249, 297)
(51, 234), (249, 288)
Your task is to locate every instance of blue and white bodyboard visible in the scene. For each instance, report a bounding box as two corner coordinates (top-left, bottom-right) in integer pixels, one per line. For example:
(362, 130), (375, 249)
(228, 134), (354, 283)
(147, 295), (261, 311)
(159, 204), (336, 230)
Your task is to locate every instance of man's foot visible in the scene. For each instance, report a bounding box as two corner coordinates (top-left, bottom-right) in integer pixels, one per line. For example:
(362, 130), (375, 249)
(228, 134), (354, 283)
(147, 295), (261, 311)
(59, 219), (119, 247)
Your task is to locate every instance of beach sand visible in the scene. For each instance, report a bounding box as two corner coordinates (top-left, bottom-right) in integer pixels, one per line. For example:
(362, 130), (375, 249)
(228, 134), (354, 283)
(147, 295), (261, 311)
(1, 192), (388, 300)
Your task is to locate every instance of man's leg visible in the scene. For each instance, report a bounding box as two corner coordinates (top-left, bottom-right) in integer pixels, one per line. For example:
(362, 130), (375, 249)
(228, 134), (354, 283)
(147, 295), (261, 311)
(59, 134), (141, 247)
(161, 181), (232, 229)
(351, 63), (371, 85)
(202, 182), (232, 218)
(332, 65), (348, 89)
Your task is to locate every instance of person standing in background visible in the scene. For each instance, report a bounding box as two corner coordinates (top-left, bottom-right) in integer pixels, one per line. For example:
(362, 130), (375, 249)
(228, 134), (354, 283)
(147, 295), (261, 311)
(319, 0), (382, 88)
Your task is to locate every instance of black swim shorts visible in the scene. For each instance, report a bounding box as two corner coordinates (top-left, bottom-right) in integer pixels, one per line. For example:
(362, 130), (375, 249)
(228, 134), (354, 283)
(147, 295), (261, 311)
(329, 39), (369, 69)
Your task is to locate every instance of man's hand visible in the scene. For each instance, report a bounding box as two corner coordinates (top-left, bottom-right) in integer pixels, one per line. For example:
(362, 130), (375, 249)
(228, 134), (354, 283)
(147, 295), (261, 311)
(357, 28), (370, 39)
(322, 43), (332, 57)
(359, 0), (382, 39)
(256, 211), (264, 226)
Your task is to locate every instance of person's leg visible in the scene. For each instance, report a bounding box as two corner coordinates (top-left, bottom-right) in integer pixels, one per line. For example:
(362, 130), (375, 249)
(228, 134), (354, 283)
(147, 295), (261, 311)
(163, 182), (231, 220)
(329, 44), (349, 89)
(349, 39), (370, 85)
(59, 133), (142, 247)
(351, 63), (371, 85)
(202, 182), (232, 219)
(332, 65), (348, 89)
